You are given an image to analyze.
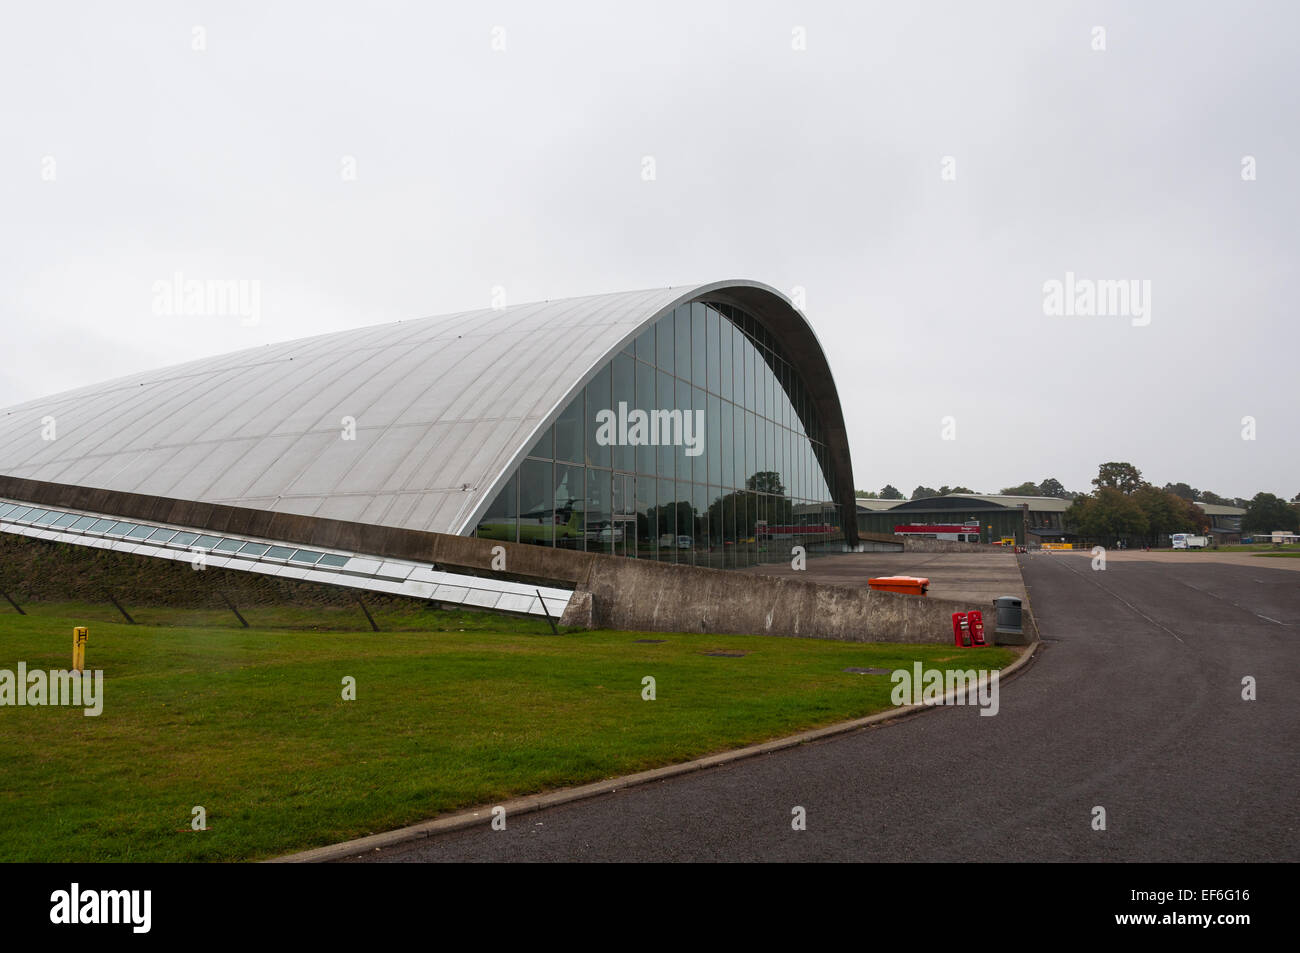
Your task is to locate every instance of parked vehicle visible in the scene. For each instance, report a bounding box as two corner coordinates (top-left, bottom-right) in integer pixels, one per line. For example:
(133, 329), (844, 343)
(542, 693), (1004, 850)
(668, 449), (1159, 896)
(595, 524), (624, 543)
(1171, 533), (1209, 549)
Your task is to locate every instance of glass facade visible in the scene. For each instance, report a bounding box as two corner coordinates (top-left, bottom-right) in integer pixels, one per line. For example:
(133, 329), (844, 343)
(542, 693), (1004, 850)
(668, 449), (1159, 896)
(474, 300), (845, 568)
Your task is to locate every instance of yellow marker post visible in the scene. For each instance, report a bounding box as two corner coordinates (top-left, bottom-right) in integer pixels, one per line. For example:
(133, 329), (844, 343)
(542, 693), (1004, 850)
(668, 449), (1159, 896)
(72, 627), (88, 673)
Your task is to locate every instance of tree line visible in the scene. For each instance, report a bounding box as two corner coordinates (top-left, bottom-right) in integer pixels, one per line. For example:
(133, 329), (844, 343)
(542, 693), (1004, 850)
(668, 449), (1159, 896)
(856, 462), (1300, 538)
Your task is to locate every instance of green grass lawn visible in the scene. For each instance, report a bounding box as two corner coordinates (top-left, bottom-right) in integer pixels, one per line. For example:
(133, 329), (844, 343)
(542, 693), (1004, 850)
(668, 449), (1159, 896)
(1208, 543), (1300, 553)
(0, 603), (1014, 862)
(1156, 544), (1300, 557)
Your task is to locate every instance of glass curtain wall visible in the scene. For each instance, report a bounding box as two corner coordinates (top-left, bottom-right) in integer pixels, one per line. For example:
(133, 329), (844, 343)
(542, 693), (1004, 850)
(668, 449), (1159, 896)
(475, 301), (842, 568)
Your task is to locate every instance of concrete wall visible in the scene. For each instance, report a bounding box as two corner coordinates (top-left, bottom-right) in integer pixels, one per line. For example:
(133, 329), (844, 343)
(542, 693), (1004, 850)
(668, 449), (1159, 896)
(562, 553), (996, 643)
(903, 538), (1009, 554)
(397, 532), (983, 644)
(423, 529), (996, 643)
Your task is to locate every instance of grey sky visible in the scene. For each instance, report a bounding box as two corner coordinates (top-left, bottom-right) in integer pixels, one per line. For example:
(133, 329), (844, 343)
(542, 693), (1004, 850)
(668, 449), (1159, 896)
(2, 1), (1295, 500)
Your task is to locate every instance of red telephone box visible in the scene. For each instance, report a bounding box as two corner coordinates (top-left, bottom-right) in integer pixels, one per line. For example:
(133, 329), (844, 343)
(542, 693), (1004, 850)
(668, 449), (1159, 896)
(951, 612), (971, 647)
(969, 610), (987, 647)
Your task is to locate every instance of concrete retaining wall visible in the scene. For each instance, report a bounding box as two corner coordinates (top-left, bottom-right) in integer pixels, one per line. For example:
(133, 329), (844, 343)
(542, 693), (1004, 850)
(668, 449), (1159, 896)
(381, 532), (981, 643)
(562, 553), (986, 643)
(371, 531), (976, 643)
(903, 538), (1008, 554)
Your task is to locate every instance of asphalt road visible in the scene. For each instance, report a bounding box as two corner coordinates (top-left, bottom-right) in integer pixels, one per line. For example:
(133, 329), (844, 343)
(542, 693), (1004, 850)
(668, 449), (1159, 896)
(355, 551), (1298, 862)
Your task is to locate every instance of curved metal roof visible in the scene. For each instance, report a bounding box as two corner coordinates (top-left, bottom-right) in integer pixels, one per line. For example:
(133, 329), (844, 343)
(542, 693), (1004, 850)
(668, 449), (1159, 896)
(0, 280), (858, 539)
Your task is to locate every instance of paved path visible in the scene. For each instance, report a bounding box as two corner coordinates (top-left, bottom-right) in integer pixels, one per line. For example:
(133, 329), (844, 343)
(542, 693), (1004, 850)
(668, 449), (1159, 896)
(745, 551), (1026, 604)
(355, 551), (1297, 862)
(1088, 549), (1300, 573)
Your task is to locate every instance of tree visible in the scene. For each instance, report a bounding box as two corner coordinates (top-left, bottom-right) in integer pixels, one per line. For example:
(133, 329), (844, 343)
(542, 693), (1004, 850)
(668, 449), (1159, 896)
(1038, 477), (1066, 497)
(1133, 486), (1202, 536)
(1198, 490), (1231, 506)
(1001, 482), (1041, 496)
(880, 485), (904, 500)
(1162, 482), (1199, 501)
(1242, 493), (1300, 533)
(746, 471), (785, 495)
(856, 489), (879, 498)
(1092, 462), (1146, 494)
(910, 485), (938, 500)
(943, 486), (975, 495)
(1065, 487), (1149, 539)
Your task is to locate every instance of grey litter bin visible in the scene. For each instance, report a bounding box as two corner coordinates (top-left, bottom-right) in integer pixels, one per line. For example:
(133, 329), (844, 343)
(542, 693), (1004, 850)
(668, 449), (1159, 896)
(993, 595), (1028, 644)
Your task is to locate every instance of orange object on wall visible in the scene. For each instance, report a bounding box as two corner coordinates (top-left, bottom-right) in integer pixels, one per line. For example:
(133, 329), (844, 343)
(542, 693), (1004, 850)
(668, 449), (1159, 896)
(868, 575), (929, 596)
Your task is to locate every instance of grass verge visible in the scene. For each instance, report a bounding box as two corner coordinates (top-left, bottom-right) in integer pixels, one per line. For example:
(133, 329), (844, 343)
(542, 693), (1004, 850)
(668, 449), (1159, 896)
(0, 603), (1014, 861)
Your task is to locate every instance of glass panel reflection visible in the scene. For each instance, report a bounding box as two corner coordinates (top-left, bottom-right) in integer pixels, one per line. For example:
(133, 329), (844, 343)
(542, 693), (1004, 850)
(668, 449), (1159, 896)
(555, 463), (585, 553)
(484, 298), (844, 565)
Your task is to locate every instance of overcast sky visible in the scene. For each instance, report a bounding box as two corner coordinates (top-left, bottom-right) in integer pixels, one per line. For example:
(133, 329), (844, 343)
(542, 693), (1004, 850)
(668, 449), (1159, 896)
(2, 1), (1295, 501)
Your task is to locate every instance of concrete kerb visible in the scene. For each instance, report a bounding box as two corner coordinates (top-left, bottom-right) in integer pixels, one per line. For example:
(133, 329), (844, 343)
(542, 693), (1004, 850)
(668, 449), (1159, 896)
(1014, 552), (1044, 643)
(269, 640), (1040, 863)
